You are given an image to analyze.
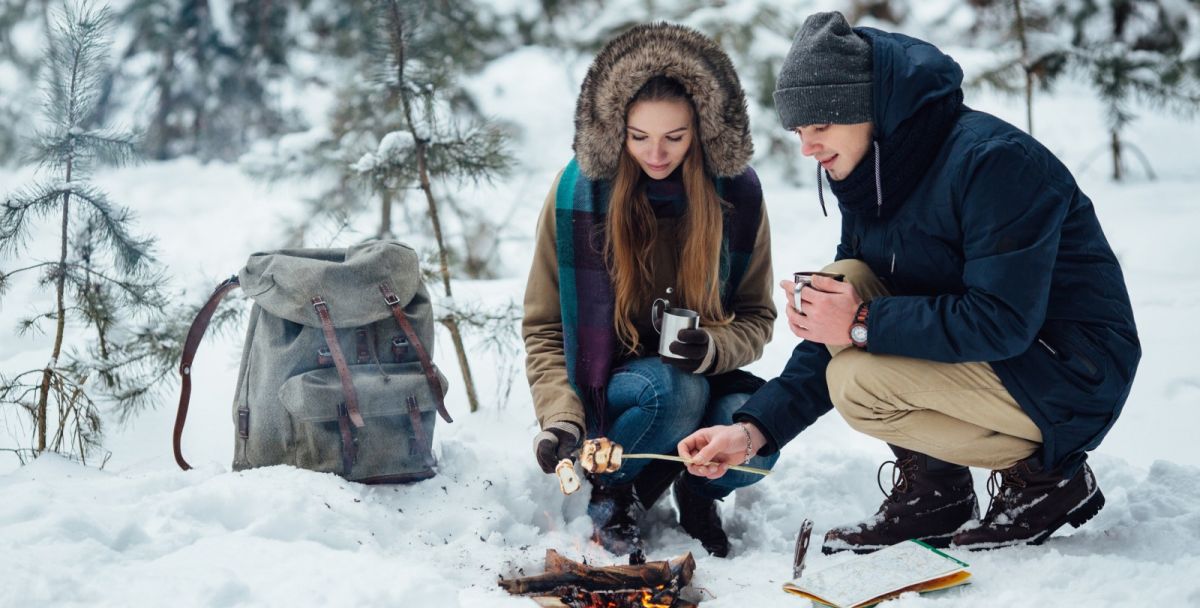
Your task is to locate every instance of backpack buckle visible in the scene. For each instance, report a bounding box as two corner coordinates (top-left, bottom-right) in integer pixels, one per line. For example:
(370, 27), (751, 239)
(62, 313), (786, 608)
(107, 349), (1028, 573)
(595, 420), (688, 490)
(383, 292), (401, 307)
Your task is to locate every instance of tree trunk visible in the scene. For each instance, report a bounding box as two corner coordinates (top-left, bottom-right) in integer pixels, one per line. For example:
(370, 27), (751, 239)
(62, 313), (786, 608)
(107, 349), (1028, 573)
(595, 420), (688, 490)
(391, 2), (480, 413)
(417, 149), (480, 413)
(379, 189), (393, 239)
(36, 186), (70, 454)
(1111, 129), (1123, 181)
(1014, 0), (1034, 135)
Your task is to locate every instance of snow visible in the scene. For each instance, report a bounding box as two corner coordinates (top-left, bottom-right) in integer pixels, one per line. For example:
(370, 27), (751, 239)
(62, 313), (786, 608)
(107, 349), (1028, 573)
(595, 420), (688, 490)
(4, 11), (1200, 608)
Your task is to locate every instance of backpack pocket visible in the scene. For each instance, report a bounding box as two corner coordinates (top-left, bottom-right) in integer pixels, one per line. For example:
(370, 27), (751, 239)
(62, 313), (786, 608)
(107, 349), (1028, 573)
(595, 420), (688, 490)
(278, 362), (448, 483)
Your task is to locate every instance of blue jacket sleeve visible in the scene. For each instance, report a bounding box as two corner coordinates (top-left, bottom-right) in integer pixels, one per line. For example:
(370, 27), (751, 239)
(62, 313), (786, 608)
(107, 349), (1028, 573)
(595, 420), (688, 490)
(733, 340), (834, 456)
(867, 138), (1070, 361)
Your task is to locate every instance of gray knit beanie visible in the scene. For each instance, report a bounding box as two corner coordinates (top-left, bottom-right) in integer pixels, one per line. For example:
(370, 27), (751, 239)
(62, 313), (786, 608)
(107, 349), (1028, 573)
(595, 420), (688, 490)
(773, 12), (873, 129)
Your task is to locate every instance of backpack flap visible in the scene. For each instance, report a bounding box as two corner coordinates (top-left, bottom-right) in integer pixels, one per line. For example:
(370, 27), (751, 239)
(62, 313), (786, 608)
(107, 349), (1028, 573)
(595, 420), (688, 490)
(279, 362), (450, 482)
(240, 240), (421, 328)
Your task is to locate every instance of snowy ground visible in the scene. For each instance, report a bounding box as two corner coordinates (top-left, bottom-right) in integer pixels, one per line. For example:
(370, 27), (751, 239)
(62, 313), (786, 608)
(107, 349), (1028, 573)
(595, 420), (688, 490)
(4, 35), (1200, 608)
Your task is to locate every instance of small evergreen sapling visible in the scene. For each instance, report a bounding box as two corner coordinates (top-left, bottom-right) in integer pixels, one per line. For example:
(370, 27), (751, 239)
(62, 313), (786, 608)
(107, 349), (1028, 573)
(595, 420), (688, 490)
(0, 2), (168, 463)
(349, 0), (516, 413)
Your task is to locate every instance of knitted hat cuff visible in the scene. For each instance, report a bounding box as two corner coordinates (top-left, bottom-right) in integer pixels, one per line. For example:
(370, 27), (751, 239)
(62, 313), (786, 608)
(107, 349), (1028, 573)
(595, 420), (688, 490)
(774, 82), (873, 129)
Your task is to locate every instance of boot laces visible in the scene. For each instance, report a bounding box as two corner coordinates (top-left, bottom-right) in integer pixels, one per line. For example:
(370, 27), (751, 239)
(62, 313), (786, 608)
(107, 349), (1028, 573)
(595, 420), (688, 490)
(983, 465), (1029, 521)
(876, 456), (918, 503)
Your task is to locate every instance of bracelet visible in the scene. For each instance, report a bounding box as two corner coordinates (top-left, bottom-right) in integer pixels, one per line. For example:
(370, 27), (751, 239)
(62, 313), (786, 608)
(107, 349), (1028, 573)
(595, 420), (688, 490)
(738, 423), (754, 465)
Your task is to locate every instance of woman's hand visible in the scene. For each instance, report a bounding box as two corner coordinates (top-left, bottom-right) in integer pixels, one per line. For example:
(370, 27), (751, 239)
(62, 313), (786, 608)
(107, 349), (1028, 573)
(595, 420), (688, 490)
(677, 423), (765, 479)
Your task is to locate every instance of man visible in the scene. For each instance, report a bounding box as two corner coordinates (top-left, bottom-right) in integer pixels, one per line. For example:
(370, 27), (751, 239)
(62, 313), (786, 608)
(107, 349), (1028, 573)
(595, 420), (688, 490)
(677, 11), (1139, 554)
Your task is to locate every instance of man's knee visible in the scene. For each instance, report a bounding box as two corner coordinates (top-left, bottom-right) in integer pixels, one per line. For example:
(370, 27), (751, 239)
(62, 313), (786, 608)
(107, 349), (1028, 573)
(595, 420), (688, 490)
(826, 348), (886, 427)
(821, 258), (888, 301)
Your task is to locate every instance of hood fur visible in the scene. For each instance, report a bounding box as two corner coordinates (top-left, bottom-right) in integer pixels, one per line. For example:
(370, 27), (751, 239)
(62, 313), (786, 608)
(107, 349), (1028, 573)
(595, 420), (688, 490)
(573, 22), (753, 180)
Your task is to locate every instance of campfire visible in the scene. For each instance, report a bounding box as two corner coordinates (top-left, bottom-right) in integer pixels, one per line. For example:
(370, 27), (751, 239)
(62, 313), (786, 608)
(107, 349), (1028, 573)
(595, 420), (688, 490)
(499, 549), (699, 608)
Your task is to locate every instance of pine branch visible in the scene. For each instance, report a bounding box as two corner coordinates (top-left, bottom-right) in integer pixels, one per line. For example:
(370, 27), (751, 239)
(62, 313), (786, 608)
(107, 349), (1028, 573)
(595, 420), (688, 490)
(61, 260), (167, 310)
(425, 123), (513, 186)
(43, 2), (113, 151)
(76, 127), (139, 168)
(83, 292), (246, 423)
(0, 183), (68, 256)
(966, 57), (1025, 96)
(65, 184), (156, 275)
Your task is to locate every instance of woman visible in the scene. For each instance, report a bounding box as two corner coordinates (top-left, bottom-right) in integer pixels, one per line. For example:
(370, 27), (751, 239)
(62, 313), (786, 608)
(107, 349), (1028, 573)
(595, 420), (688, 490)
(523, 23), (778, 559)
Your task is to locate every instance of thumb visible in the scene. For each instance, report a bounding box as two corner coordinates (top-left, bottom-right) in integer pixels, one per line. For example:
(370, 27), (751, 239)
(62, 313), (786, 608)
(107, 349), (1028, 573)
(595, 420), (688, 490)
(691, 432), (726, 465)
(811, 273), (849, 293)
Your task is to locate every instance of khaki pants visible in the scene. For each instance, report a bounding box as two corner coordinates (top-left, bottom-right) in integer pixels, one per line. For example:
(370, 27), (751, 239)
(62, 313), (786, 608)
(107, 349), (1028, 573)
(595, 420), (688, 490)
(821, 259), (1042, 470)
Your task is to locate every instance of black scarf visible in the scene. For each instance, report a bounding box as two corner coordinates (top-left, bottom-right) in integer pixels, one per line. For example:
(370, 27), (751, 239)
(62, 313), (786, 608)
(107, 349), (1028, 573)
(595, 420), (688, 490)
(824, 89), (964, 218)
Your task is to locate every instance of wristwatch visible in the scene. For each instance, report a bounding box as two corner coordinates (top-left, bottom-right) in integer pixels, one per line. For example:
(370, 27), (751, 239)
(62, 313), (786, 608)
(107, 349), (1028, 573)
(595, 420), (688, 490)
(849, 302), (869, 348)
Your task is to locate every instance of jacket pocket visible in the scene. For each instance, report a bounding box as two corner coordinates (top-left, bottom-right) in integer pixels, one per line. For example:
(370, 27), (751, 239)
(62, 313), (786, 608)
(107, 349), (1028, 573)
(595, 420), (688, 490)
(1036, 323), (1104, 390)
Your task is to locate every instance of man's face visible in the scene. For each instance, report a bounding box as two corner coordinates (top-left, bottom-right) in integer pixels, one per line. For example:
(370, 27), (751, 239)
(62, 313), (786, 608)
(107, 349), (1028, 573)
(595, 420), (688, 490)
(625, 99), (694, 180)
(794, 122), (873, 181)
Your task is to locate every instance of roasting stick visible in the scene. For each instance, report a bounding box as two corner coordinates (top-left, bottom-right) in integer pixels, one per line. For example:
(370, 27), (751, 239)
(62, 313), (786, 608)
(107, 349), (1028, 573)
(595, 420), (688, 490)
(621, 452), (771, 476)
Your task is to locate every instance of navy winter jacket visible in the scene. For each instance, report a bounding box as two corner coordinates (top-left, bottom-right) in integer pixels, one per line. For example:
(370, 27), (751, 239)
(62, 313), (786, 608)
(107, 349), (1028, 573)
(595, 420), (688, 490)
(736, 28), (1140, 472)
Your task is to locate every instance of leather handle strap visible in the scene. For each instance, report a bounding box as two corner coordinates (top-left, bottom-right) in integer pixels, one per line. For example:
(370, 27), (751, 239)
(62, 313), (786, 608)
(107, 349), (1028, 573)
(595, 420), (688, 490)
(174, 275), (241, 471)
(337, 403), (358, 476)
(312, 297), (366, 428)
(379, 283), (452, 423)
(406, 395), (434, 467)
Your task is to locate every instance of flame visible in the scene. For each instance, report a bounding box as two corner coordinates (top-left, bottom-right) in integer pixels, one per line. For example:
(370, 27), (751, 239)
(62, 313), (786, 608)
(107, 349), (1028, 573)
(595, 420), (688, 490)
(640, 588), (672, 608)
(563, 587), (677, 608)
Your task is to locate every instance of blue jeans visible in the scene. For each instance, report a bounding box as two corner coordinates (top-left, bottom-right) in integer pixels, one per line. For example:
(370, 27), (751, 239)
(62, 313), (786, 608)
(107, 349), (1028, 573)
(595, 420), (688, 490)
(590, 358), (778, 499)
(590, 357), (708, 485)
(680, 392), (780, 499)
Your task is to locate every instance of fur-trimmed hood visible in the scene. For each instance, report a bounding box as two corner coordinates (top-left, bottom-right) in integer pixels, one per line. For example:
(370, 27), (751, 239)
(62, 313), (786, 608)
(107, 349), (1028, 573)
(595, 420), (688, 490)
(573, 22), (753, 180)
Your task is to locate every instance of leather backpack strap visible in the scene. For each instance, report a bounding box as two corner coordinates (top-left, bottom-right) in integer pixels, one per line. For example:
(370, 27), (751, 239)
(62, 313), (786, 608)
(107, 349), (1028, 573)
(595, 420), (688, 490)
(406, 395), (435, 467)
(312, 297), (366, 428)
(174, 275), (241, 471)
(379, 283), (453, 423)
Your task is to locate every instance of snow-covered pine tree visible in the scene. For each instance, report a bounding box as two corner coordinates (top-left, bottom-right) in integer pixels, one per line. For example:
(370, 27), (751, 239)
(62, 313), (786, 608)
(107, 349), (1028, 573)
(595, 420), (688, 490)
(348, 0), (517, 414)
(113, 0), (293, 161)
(1058, 0), (1200, 180)
(962, 0), (1072, 135)
(0, 1), (168, 463)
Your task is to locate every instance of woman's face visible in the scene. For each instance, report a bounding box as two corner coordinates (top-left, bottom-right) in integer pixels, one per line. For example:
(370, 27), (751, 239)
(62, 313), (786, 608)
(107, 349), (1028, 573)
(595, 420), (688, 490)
(794, 122), (873, 181)
(625, 99), (694, 180)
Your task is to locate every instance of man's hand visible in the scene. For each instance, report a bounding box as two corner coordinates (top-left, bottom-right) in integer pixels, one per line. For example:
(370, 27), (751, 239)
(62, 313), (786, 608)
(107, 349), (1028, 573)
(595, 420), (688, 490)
(662, 328), (712, 374)
(533, 421), (582, 474)
(677, 423), (766, 479)
(781, 274), (862, 346)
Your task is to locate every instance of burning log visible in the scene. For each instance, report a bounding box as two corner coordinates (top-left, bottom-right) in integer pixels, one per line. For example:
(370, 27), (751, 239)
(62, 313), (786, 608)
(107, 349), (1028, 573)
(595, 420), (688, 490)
(499, 550), (697, 607)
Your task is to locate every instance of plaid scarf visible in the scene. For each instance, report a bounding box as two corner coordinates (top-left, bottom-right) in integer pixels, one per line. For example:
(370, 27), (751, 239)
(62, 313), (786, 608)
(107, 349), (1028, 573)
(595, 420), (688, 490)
(555, 158), (763, 430)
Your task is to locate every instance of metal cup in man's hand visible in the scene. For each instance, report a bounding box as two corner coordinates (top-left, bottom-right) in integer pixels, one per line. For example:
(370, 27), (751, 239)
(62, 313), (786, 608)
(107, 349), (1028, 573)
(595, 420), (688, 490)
(792, 271), (845, 313)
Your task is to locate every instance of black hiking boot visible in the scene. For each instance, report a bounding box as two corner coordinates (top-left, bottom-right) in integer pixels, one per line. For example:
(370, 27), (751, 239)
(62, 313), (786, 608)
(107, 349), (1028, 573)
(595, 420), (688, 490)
(633, 459), (683, 510)
(951, 457), (1104, 551)
(822, 445), (978, 555)
(587, 477), (644, 559)
(674, 479), (730, 558)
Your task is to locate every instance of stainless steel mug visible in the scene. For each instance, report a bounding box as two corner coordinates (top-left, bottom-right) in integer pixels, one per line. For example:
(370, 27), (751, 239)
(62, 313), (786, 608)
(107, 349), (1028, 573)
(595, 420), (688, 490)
(651, 298), (700, 358)
(792, 271), (845, 313)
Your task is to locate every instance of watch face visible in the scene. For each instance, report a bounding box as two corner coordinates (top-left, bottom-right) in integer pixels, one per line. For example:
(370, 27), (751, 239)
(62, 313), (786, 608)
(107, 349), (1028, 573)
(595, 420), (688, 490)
(850, 324), (868, 344)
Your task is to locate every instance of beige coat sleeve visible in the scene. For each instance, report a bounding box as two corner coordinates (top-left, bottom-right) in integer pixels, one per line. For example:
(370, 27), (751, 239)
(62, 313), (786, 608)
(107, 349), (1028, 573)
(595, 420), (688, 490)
(704, 205), (777, 374)
(522, 171), (587, 432)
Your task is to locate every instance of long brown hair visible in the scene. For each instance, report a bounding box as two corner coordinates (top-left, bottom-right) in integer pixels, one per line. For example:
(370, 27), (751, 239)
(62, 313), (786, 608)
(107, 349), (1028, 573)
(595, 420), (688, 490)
(606, 76), (732, 354)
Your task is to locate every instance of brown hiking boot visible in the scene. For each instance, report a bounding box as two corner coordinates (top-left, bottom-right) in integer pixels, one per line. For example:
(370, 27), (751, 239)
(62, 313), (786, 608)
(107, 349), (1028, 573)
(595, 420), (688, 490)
(951, 457), (1104, 551)
(587, 477), (644, 559)
(822, 445), (978, 555)
(674, 479), (730, 558)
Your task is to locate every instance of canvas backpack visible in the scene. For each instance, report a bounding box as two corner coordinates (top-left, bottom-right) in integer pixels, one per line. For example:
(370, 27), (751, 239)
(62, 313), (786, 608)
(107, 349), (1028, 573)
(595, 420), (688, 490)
(172, 241), (452, 483)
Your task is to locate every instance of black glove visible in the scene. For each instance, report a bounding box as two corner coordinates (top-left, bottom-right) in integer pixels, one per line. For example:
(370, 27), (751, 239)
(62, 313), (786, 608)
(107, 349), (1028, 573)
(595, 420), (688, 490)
(662, 328), (712, 374)
(533, 421), (582, 474)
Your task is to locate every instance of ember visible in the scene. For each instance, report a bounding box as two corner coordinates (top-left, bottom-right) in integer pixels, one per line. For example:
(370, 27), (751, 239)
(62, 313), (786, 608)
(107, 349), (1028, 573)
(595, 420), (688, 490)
(500, 550), (698, 607)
